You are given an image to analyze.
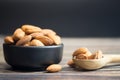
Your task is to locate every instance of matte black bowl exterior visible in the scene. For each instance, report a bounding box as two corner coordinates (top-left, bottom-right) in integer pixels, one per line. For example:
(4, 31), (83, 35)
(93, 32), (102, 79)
(3, 44), (63, 69)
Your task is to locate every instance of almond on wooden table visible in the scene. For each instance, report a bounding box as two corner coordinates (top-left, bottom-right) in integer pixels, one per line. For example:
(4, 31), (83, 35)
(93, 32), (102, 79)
(46, 64), (62, 73)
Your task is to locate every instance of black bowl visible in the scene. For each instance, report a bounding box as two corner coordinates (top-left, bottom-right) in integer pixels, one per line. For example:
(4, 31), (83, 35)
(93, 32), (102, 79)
(3, 43), (63, 70)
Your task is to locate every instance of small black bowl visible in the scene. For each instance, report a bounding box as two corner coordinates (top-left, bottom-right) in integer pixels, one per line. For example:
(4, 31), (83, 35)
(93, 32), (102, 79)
(3, 43), (63, 70)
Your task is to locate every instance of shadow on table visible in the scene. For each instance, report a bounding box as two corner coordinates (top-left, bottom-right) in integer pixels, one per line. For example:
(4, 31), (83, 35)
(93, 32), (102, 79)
(0, 63), (46, 72)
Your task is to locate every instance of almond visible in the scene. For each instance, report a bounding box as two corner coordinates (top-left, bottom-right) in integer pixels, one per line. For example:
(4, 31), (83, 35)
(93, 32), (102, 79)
(93, 50), (103, 59)
(35, 36), (54, 46)
(16, 35), (32, 46)
(30, 39), (44, 46)
(30, 32), (44, 38)
(76, 54), (89, 59)
(47, 34), (61, 45)
(67, 59), (75, 68)
(4, 36), (14, 44)
(25, 29), (42, 34)
(41, 29), (56, 35)
(23, 42), (31, 46)
(12, 28), (25, 41)
(21, 25), (42, 34)
(72, 47), (89, 57)
(46, 64), (62, 73)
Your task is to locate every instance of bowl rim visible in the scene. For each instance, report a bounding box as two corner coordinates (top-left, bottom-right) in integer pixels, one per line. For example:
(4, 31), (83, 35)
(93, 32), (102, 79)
(3, 43), (64, 49)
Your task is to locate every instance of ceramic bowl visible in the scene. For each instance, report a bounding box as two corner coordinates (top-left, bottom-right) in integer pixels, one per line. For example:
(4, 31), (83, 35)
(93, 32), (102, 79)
(3, 43), (63, 70)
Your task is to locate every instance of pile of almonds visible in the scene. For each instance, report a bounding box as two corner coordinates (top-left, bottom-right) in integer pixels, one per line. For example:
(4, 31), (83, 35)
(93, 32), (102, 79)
(67, 47), (103, 68)
(4, 24), (61, 46)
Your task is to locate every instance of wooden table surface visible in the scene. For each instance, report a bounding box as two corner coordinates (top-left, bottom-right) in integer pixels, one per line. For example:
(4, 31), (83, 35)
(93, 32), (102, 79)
(0, 36), (120, 80)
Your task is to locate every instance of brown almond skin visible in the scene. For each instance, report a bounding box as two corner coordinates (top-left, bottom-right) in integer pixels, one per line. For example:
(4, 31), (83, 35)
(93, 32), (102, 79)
(76, 54), (89, 59)
(93, 50), (103, 59)
(30, 39), (44, 46)
(16, 35), (32, 46)
(30, 32), (44, 38)
(35, 36), (54, 46)
(4, 36), (14, 44)
(47, 34), (61, 45)
(23, 42), (31, 46)
(72, 47), (89, 57)
(41, 29), (56, 35)
(85, 51), (92, 57)
(21, 24), (42, 31)
(13, 28), (25, 41)
(46, 64), (62, 73)
(21, 25), (42, 34)
(67, 59), (75, 68)
(25, 29), (42, 34)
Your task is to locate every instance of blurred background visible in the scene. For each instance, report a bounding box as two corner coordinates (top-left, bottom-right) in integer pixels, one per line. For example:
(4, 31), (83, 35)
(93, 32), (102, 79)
(0, 0), (120, 37)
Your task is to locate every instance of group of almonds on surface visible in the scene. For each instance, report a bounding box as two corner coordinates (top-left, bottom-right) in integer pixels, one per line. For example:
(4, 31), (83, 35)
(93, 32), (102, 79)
(4, 24), (61, 46)
(67, 47), (104, 68)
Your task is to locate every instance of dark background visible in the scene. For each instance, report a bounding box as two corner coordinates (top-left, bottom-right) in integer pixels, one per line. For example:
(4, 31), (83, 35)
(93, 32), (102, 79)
(0, 0), (120, 37)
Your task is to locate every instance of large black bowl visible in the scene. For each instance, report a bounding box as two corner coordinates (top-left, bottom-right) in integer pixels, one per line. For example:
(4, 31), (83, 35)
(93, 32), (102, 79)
(3, 43), (63, 70)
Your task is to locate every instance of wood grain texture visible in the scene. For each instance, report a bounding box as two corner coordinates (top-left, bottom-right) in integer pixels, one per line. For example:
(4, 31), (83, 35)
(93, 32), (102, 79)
(0, 36), (120, 80)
